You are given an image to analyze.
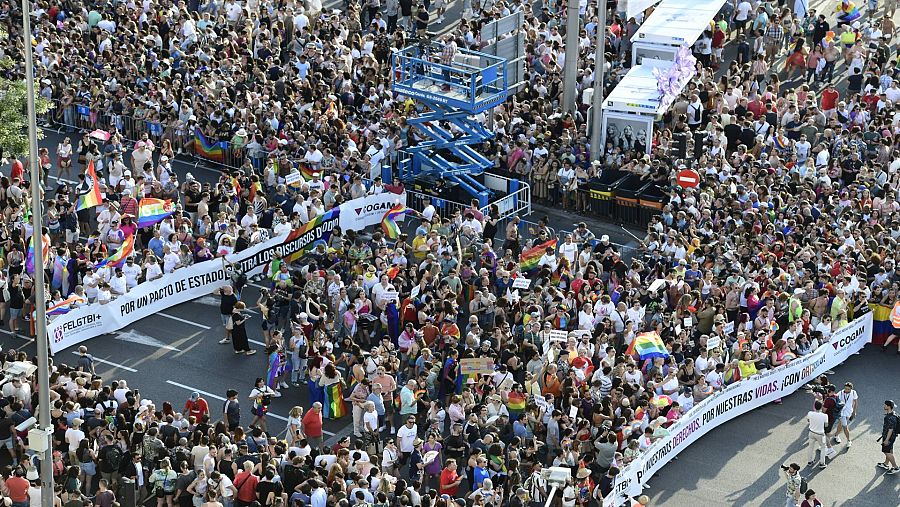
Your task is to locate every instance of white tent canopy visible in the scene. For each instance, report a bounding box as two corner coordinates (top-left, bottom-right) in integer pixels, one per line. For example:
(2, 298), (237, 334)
(631, 0), (727, 47)
(603, 59), (694, 115)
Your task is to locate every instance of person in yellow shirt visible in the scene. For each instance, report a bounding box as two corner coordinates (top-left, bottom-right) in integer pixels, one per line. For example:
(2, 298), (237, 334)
(738, 350), (759, 378)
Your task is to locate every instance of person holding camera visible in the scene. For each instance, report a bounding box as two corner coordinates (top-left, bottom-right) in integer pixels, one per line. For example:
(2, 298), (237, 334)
(781, 463), (803, 507)
(832, 382), (858, 447)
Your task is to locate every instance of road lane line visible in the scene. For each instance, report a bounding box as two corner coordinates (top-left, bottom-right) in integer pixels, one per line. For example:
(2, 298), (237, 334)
(166, 380), (335, 434)
(72, 351), (138, 372)
(158, 312), (212, 329)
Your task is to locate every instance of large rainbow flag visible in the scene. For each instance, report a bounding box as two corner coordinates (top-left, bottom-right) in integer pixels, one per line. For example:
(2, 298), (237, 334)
(381, 204), (415, 240)
(193, 128), (225, 162)
(626, 331), (669, 359)
(25, 234), (51, 275)
(519, 238), (558, 273)
(137, 198), (175, 228)
(282, 208), (341, 264)
(51, 255), (68, 291)
(76, 161), (103, 211)
(298, 163), (317, 180)
(95, 235), (135, 269)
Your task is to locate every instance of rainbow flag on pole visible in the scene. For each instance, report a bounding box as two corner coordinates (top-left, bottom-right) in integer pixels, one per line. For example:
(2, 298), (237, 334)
(323, 382), (347, 419)
(380, 204), (415, 239)
(46, 295), (86, 316)
(25, 234), (51, 275)
(137, 198), (175, 228)
(193, 128), (225, 162)
(76, 161), (103, 211)
(95, 235), (135, 269)
(626, 331), (670, 359)
(519, 238), (558, 273)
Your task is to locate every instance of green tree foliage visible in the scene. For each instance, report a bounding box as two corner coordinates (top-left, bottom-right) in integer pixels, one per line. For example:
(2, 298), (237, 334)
(0, 26), (49, 158)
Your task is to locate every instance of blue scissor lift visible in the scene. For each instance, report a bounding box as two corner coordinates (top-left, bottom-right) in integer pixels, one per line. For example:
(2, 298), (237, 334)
(391, 43), (508, 207)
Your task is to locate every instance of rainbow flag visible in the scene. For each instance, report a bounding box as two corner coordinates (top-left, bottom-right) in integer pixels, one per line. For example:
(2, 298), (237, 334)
(519, 239), (558, 273)
(46, 295), (86, 316)
(95, 235), (135, 269)
(625, 331), (669, 359)
(381, 204), (414, 240)
(298, 163), (317, 180)
(230, 176), (241, 204)
(282, 208), (340, 264)
(137, 198), (175, 228)
(51, 255), (67, 291)
(193, 128), (225, 162)
(323, 382), (347, 419)
(25, 234), (50, 275)
(76, 161), (103, 211)
(506, 391), (526, 412)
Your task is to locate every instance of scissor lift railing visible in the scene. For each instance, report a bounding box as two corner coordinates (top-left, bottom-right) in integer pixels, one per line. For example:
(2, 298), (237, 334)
(391, 43), (509, 207)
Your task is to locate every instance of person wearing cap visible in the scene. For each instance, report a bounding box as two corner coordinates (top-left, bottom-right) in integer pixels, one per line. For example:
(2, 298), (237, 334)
(184, 392), (209, 421)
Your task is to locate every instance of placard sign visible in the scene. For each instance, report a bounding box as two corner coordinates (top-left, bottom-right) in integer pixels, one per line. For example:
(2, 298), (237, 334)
(548, 330), (569, 342)
(460, 357), (495, 375)
(706, 335), (722, 349)
(512, 277), (532, 289)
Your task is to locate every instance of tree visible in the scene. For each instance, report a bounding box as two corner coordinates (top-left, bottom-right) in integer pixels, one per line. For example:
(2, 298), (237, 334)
(0, 26), (49, 158)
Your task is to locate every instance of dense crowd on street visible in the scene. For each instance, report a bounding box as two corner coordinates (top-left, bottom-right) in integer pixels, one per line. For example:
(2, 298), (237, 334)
(0, 0), (899, 506)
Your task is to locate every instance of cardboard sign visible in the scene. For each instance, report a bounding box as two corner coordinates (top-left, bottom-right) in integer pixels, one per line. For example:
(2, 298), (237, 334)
(381, 290), (399, 302)
(706, 335), (722, 349)
(572, 329), (592, 340)
(285, 171), (303, 187)
(683, 317), (693, 328)
(723, 321), (735, 335)
(548, 330), (569, 342)
(512, 277), (532, 289)
(460, 357), (495, 375)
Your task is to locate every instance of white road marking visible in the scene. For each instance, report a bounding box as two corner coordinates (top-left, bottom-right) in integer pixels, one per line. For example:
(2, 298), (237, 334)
(116, 329), (181, 351)
(165, 380), (335, 434)
(158, 312), (212, 329)
(72, 351), (138, 372)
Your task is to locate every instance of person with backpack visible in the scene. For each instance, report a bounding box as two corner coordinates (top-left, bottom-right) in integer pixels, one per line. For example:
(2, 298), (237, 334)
(781, 462), (803, 507)
(877, 400), (899, 475)
(149, 458), (178, 507)
(98, 433), (124, 494)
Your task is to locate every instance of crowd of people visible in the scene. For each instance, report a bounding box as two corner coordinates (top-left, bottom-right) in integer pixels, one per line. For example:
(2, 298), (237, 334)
(0, 0), (898, 506)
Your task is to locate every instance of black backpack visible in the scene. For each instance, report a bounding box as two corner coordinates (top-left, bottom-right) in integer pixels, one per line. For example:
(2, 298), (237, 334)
(105, 446), (123, 471)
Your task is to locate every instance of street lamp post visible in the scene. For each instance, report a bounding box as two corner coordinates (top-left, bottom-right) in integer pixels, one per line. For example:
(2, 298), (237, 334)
(561, 0), (581, 113)
(21, 0), (54, 504)
(589, 3), (607, 161)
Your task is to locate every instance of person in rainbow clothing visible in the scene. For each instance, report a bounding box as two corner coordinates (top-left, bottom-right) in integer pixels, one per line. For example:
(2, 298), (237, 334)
(835, 0), (862, 25)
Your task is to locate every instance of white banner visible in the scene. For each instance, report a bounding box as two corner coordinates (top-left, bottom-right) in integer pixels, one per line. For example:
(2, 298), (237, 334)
(605, 312), (872, 506)
(339, 191), (407, 232)
(47, 211), (342, 354)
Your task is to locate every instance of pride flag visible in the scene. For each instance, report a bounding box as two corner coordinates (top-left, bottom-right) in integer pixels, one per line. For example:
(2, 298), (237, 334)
(282, 208), (340, 264)
(137, 198), (175, 228)
(519, 239), (558, 273)
(298, 163), (317, 180)
(323, 382), (347, 419)
(95, 235), (135, 269)
(381, 204), (414, 240)
(25, 234), (51, 275)
(625, 331), (669, 359)
(51, 255), (67, 291)
(506, 390), (527, 413)
(76, 161), (103, 211)
(46, 295), (86, 316)
(193, 128), (225, 162)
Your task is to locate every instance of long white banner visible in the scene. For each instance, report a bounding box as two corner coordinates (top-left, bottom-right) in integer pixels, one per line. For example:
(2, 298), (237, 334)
(604, 312), (873, 506)
(47, 209), (342, 354)
(339, 191), (407, 232)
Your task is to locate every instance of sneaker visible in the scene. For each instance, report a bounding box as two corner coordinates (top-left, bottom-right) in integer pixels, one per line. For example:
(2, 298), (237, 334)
(219, 338), (231, 344)
(826, 448), (837, 458)
(280, 381), (289, 389)
(847, 440), (852, 448)
(234, 350), (242, 355)
(833, 437), (841, 444)
(877, 462), (891, 469)
(245, 350), (257, 356)
(818, 463), (827, 469)
(272, 391), (282, 398)
(888, 467), (900, 475)
(807, 461), (814, 467)
(824, 370), (835, 375)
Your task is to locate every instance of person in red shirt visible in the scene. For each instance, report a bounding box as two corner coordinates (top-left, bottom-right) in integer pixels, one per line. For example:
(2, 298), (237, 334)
(233, 462), (260, 506)
(6, 469), (29, 507)
(10, 160), (24, 183)
(302, 402), (324, 451)
(184, 392), (209, 421)
(439, 458), (463, 497)
(821, 84), (839, 115)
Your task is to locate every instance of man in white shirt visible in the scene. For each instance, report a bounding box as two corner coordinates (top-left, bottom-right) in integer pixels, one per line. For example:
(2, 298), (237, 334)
(396, 417), (418, 459)
(833, 382), (859, 447)
(558, 235), (578, 265)
(807, 400), (829, 468)
(310, 481), (327, 507)
(122, 258), (141, 289)
(109, 269), (128, 297)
